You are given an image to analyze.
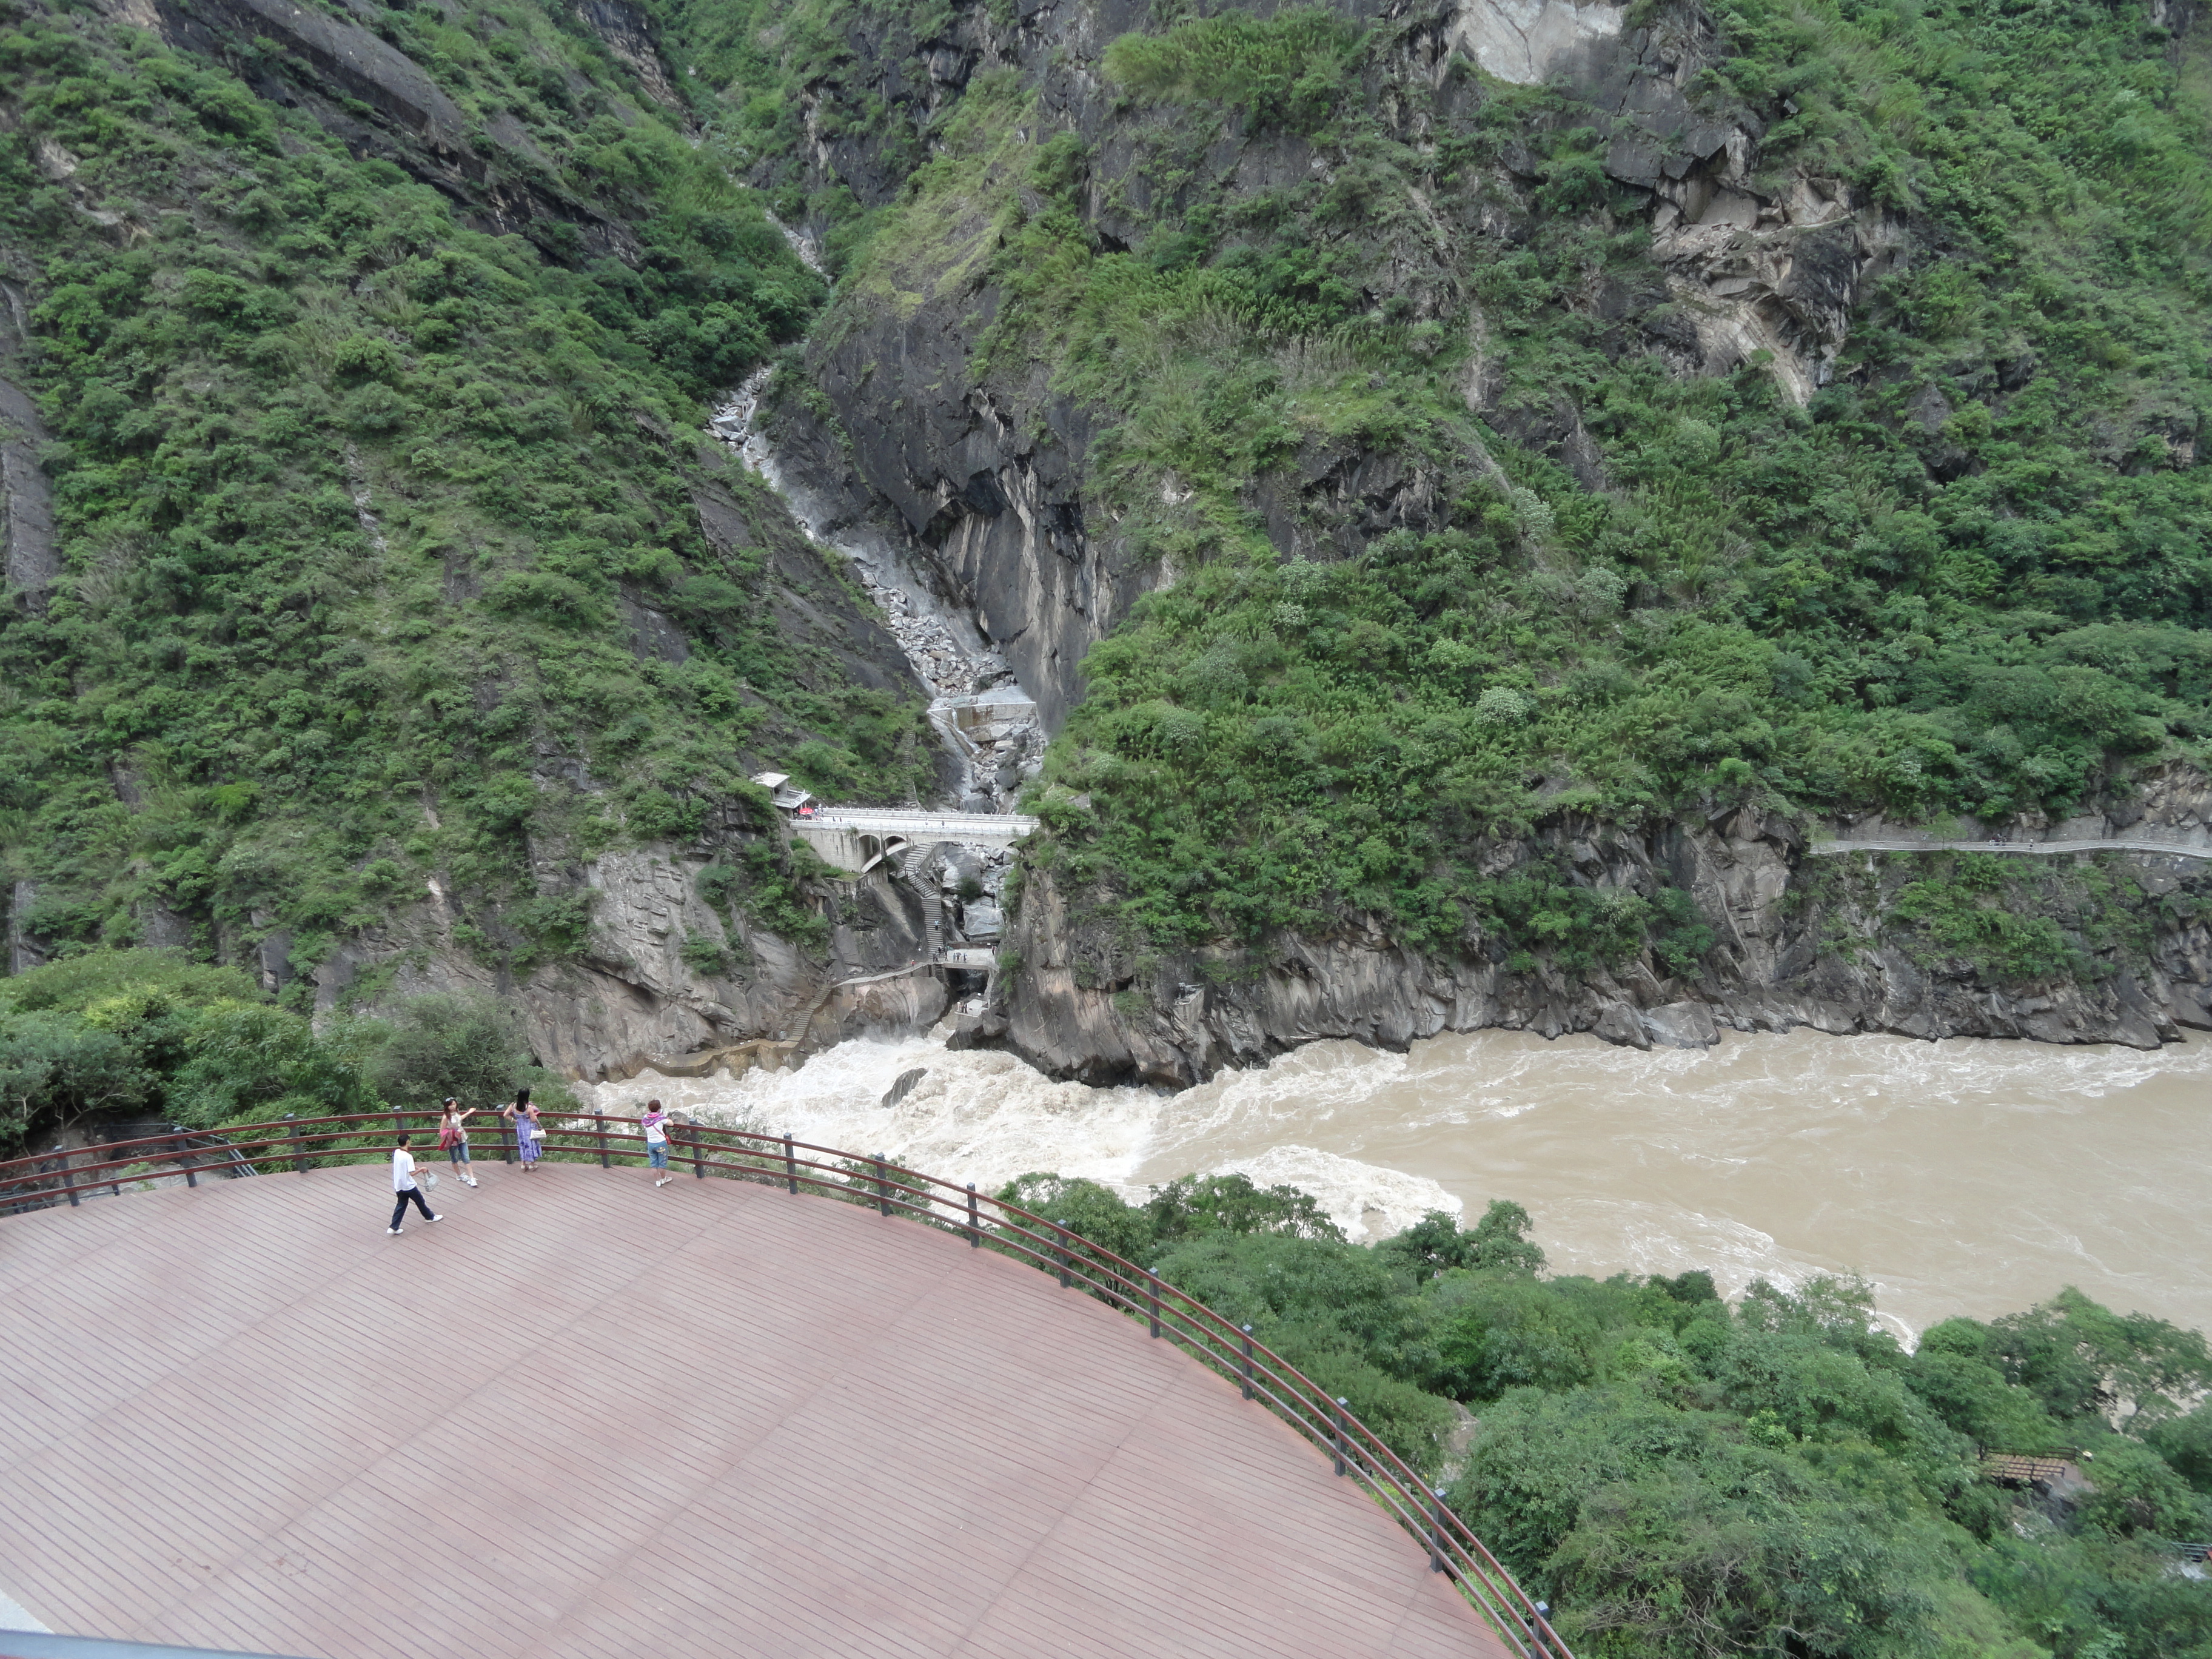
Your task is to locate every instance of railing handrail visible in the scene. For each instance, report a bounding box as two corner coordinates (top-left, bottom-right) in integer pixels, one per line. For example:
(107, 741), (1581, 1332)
(1, 1111), (1569, 1658)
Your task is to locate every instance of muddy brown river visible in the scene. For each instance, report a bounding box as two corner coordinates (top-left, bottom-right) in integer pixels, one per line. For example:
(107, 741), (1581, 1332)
(589, 1027), (2212, 1343)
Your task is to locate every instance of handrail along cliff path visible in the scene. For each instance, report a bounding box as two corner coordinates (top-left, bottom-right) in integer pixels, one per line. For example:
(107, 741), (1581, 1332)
(1809, 828), (2212, 859)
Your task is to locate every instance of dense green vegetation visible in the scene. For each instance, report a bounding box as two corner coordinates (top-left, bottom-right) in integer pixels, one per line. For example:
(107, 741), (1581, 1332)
(0, 948), (564, 1147)
(766, 0), (2212, 966)
(1002, 1171), (2212, 1659)
(0, 0), (931, 982)
(1801, 848), (2196, 987)
(8, 0), (2210, 991)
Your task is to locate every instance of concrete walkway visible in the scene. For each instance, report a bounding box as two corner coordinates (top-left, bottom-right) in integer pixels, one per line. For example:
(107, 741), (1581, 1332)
(1809, 833), (2211, 859)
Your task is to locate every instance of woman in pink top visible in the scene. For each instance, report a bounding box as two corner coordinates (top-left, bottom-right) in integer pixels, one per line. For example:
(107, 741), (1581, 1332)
(437, 1099), (478, 1187)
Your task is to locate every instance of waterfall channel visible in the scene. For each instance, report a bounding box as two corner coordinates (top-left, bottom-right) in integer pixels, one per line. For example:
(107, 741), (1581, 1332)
(710, 224), (1042, 813)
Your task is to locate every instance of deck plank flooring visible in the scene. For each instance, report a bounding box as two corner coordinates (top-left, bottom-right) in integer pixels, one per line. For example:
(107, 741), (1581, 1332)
(1, 1162), (1510, 1659)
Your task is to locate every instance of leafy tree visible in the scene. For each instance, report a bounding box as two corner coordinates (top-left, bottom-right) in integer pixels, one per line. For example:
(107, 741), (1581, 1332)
(1144, 1171), (1346, 1245)
(0, 1009), (152, 1142)
(1908, 1321), (2071, 1455)
(984, 1166), (2212, 1657)
(996, 1172), (1158, 1269)
(2072, 1438), (2212, 1542)
(1984, 1292), (2212, 1432)
(364, 993), (537, 1111)
(2144, 1408), (2212, 1496)
(164, 1005), (381, 1128)
(0, 949), (283, 1144)
(1378, 1199), (1548, 1284)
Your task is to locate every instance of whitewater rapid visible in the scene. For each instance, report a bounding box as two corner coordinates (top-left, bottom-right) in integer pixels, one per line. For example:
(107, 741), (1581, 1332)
(583, 1025), (2212, 1341)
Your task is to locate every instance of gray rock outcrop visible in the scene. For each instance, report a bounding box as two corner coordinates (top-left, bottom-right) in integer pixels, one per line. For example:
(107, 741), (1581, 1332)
(985, 779), (2212, 1087)
(313, 841), (948, 1082)
(0, 281), (56, 614)
(101, 0), (655, 258)
(754, 0), (2212, 1085)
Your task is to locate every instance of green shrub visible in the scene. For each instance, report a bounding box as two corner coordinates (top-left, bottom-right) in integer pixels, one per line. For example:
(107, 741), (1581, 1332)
(1104, 8), (1361, 132)
(679, 932), (736, 977)
(363, 991), (535, 1111)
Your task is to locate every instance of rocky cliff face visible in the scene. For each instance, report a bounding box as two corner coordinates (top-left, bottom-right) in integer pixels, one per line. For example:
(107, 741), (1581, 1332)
(0, 276), (55, 617)
(766, 0), (1911, 732)
(287, 460), (960, 1081)
(980, 771), (2212, 1087)
(316, 843), (948, 1082)
(746, 0), (2212, 1088)
(0, 0), (986, 1082)
(94, 0), (649, 257)
(748, 0), (2212, 1084)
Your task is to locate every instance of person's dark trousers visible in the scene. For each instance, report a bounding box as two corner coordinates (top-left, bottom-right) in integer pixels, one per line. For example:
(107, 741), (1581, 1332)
(390, 1187), (435, 1228)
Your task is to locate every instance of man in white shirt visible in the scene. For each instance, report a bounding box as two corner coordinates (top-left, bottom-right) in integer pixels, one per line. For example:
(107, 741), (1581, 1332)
(388, 1135), (441, 1235)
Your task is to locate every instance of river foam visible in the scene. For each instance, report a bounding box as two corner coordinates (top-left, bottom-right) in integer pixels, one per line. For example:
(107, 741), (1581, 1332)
(587, 1024), (2212, 1341)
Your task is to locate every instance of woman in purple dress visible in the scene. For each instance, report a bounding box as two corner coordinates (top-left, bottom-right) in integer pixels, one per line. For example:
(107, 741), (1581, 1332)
(505, 1088), (543, 1171)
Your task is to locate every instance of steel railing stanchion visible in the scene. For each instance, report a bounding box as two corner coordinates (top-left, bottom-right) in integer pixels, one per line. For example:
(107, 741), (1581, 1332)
(501, 1113), (514, 1165)
(691, 1124), (705, 1179)
(967, 1183), (979, 1246)
(1241, 1326), (1255, 1399)
(876, 1154), (889, 1216)
(1148, 1269), (1161, 1338)
(286, 1113), (307, 1175)
(1430, 1487), (1447, 1574)
(595, 1110), (609, 1169)
(1057, 1222), (1071, 1288)
(174, 1127), (196, 1188)
(784, 1133), (797, 1193)
(1334, 1396), (1349, 1475)
(55, 1145), (77, 1208)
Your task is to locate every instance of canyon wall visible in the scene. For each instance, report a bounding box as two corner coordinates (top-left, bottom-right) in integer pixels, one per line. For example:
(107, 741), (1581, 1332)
(980, 773), (2212, 1087)
(767, 0), (1909, 732)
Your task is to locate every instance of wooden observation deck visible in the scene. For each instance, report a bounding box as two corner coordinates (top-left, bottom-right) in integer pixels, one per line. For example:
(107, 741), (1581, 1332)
(0, 1147), (1524, 1659)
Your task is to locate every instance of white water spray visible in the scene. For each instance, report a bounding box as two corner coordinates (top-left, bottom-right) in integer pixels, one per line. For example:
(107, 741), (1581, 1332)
(589, 1024), (2212, 1339)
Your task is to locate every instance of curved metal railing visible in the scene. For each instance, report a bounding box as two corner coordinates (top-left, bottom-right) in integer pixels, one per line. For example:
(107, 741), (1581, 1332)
(0, 1110), (1570, 1659)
